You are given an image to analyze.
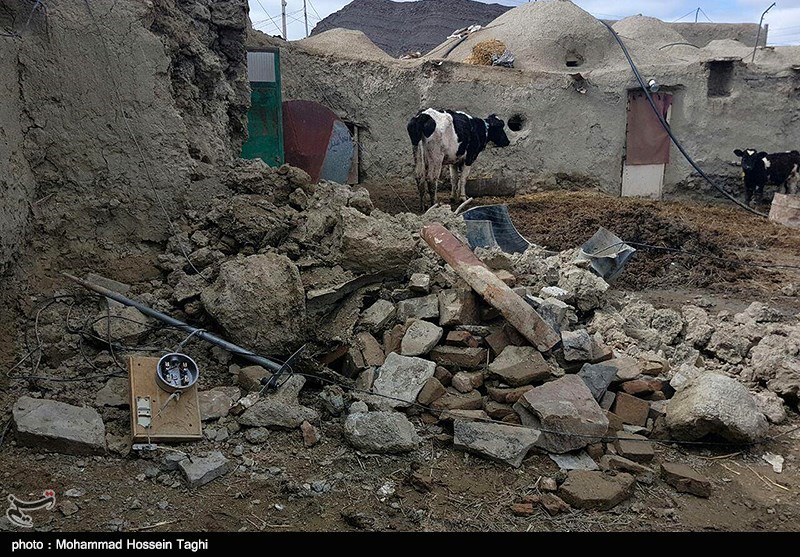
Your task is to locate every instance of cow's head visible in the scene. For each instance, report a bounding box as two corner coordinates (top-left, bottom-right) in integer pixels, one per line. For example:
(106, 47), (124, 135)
(485, 114), (511, 147)
(734, 149), (768, 172)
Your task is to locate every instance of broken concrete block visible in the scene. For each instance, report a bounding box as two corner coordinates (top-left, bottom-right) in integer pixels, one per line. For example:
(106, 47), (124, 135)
(487, 385), (534, 404)
(558, 267), (609, 312)
(682, 305), (714, 348)
(95, 378), (129, 408)
(561, 329), (593, 362)
(397, 294), (439, 322)
(360, 299), (396, 333)
(549, 451), (600, 471)
(409, 273), (431, 293)
(577, 363), (617, 402)
(613, 392), (650, 427)
(453, 420), (541, 468)
(357, 332), (385, 367)
(613, 432), (654, 463)
(372, 352), (436, 408)
(606, 356), (643, 383)
(599, 454), (655, 482)
(666, 373), (768, 443)
(201, 253), (305, 355)
(445, 330), (479, 348)
(439, 409), (489, 423)
(383, 324), (406, 355)
(434, 365), (452, 387)
(452, 372), (474, 393)
(429, 346), (488, 370)
(338, 206), (417, 274)
(417, 377), (447, 405)
(13, 397), (106, 456)
(401, 320), (443, 356)
(621, 378), (666, 396)
(179, 451), (232, 488)
(355, 368), (376, 391)
(515, 375), (608, 454)
(669, 363), (702, 392)
(422, 225), (559, 352)
(237, 375), (319, 429)
(238, 366), (269, 392)
(301, 421), (320, 447)
(753, 390), (788, 424)
(484, 400), (516, 420)
(199, 387), (241, 421)
(343, 411), (420, 454)
(438, 288), (480, 327)
(558, 470), (635, 511)
(430, 388), (483, 411)
(661, 462), (712, 498)
(485, 328), (511, 356)
(488, 346), (553, 387)
(319, 385), (346, 416)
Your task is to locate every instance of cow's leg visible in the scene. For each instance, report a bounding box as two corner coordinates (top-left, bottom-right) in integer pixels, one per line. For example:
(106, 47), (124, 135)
(744, 182), (754, 206)
(787, 168), (800, 195)
(426, 153), (444, 210)
(449, 165), (459, 204)
(756, 181), (765, 204)
(457, 164), (471, 202)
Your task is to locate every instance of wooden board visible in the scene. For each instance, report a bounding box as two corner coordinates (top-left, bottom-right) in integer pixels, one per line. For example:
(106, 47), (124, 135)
(128, 356), (202, 443)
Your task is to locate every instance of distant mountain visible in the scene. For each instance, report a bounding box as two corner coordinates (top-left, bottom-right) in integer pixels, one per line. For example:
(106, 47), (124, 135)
(310, 0), (511, 57)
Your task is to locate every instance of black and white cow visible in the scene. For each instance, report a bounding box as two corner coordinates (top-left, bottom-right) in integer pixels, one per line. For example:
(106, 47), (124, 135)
(407, 108), (511, 211)
(733, 148), (800, 205)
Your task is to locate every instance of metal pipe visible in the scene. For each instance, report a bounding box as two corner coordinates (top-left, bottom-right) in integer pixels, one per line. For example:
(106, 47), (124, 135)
(753, 3), (775, 63)
(63, 272), (284, 372)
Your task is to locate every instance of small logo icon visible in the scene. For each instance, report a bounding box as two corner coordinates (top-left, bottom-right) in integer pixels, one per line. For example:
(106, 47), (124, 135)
(6, 490), (56, 528)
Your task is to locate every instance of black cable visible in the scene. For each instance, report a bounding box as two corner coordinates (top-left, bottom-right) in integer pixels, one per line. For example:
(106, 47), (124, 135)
(601, 21), (768, 219)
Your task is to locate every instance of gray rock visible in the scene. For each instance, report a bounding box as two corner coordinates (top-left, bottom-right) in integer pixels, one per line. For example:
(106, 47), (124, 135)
(106, 433), (132, 456)
(577, 363), (617, 401)
(548, 451), (599, 471)
(92, 303), (149, 340)
(359, 299), (396, 333)
(669, 363), (703, 392)
(438, 289), (479, 326)
(453, 421), (541, 468)
(558, 267), (608, 312)
(343, 412), (420, 454)
(651, 308), (684, 345)
(558, 470), (636, 510)
(244, 428), (270, 444)
(682, 305), (714, 348)
(237, 375), (318, 429)
(319, 385), (346, 416)
(706, 322), (762, 365)
(666, 373), (769, 443)
(337, 206), (417, 274)
(173, 273), (206, 304)
(95, 378), (129, 407)
(753, 390), (788, 424)
(162, 452), (188, 471)
(238, 366), (269, 392)
(348, 401), (369, 415)
(488, 345), (553, 387)
(514, 375), (608, 454)
(198, 387), (240, 421)
(400, 320), (443, 356)
(179, 452), (233, 488)
(397, 294), (439, 322)
(372, 352), (436, 408)
(201, 253), (306, 355)
(409, 273), (431, 293)
(13, 396), (106, 456)
(561, 329), (593, 362)
(606, 356), (643, 383)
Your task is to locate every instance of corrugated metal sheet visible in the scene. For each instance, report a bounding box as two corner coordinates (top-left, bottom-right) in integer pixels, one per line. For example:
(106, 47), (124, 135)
(247, 51), (276, 83)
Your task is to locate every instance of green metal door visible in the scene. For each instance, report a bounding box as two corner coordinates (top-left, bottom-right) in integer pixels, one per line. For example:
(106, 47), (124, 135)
(242, 49), (284, 166)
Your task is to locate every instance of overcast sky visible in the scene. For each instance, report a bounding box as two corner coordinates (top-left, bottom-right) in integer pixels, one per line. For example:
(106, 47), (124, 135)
(248, 0), (800, 44)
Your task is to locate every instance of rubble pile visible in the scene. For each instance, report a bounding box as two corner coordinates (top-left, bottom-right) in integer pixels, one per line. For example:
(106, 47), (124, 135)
(9, 164), (800, 516)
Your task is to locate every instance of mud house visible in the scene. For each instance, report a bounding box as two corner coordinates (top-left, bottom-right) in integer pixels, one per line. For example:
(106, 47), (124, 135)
(256, 1), (800, 201)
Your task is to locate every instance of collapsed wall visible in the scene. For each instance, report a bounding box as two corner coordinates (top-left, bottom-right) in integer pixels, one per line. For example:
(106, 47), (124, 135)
(0, 0), (250, 278)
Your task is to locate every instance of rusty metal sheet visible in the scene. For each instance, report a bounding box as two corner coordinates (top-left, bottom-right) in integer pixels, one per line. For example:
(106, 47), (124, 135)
(282, 100), (353, 183)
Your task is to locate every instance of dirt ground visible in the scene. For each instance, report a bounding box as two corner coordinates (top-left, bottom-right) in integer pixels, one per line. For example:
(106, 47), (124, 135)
(1, 186), (799, 533)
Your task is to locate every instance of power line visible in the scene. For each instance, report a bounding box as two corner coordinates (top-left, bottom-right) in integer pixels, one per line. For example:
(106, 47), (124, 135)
(253, 0), (284, 37)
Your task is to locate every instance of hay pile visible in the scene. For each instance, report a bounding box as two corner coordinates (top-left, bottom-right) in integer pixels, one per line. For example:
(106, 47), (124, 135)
(464, 39), (507, 65)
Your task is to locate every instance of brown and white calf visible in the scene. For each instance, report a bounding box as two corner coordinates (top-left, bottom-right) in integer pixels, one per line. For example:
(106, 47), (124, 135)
(407, 108), (511, 211)
(734, 148), (800, 205)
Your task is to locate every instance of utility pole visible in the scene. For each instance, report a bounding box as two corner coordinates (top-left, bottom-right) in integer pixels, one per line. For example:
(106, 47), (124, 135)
(281, 0), (288, 40)
(695, 8), (699, 22)
(303, 0), (309, 37)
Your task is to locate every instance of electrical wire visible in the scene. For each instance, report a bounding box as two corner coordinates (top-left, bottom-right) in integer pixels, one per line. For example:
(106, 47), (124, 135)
(601, 20), (769, 219)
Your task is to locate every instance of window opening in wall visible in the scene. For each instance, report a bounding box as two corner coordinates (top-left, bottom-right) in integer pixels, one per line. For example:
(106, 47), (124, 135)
(565, 51), (584, 68)
(507, 114), (525, 132)
(707, 60), (734, 98)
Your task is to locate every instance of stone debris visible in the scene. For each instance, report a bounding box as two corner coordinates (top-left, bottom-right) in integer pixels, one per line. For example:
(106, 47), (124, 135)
(488, 345), (553, 386)
(371, 352), (436, 408)
(343, 411), (420, 453)
(578, 362), (617, 401)
(660, 462), (712, 498)
(666, 373), (769, 443)
(438, 289), (480, 327)
(301, 421), (321, 447)
(612, 392), (650, 427)
(549, 451), (600, 471)
(599, 455), (656, 483)
(453, 421), (541, 467)
(515, 375), (608, 453)
(613, 432), (655, 463)
(397, 294), (439, 322)
(360, 299), (397, 333)
(179, 452), (233, 488)
(13, 397), (106, 456)
(558, 470), (636, 511)
(237, 375), (319, 429)
(409, 273), (431, 293)
(198, 387), (241, 421)
(429, 345), (488, 369)
(540, 493), (571, 515)
(401, 320), (444, 356)
(95, 378), (130, 408)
